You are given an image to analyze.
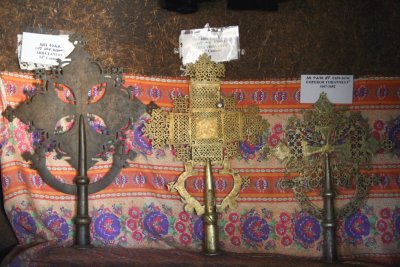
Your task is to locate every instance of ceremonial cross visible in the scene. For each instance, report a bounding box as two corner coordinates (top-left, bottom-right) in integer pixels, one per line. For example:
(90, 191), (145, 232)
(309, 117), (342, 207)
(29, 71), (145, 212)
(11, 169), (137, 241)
(143, 54), (268, 254)
(274, 92), (379, 263)
(3, 38), (145, 246)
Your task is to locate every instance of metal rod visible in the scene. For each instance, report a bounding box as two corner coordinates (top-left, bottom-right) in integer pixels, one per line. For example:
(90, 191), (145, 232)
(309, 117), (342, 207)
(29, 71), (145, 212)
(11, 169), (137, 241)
(322, 153), (337, 263)
(203, 159), (219, 255)
(74, 115), (91, 247)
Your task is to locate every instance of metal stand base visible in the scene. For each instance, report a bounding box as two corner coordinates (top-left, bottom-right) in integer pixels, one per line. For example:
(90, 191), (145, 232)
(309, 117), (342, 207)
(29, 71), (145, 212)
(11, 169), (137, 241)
(204, 160), (219, 255)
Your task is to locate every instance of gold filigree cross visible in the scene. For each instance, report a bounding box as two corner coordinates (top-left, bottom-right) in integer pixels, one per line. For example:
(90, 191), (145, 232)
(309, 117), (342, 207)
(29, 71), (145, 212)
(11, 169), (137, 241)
(143, 54), (268, 254)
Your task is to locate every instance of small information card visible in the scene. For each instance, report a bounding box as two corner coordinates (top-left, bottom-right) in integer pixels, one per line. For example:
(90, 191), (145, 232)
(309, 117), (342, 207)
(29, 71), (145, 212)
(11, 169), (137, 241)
(18, 32), (75, 70)
(300, 75), (354, 104)
(179, 25), (240, 65)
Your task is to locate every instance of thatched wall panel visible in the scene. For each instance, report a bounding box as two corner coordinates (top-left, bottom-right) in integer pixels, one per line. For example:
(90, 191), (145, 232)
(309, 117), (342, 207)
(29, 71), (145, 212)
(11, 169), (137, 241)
(0, 0), (398, 78)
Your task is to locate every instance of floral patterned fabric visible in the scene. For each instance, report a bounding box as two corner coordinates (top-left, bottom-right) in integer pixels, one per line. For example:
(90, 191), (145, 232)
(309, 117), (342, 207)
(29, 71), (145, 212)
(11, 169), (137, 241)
(0, 72), (399, 265)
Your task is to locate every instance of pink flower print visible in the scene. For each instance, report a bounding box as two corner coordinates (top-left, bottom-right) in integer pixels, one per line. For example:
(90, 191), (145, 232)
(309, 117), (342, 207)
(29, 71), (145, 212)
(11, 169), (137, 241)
(132, 231), (143, 241)
(275, 223), (287, 236)
(376, 219), (388, 232)
(229, 212), (239, 223)
(268, 134), (281, 148)
(381, 232), (393, 244)
(126, 218), (138, 231)
(175, 221), (186, 233)
(179, 211), (190, 222)
(13, 128), (26, 142)
(281, 235), (293, 247)
(279, 212), (291, 224)
(179, 233), (192, 245)
(380, 208), (391, 219)
(225, 223), (235, 236)
(373, 120), (385, 131)
(273, 123), (283, 134)
(18, 142), (31, 153)
(128, 207), (141, 219)
(230, 236), (241, 246)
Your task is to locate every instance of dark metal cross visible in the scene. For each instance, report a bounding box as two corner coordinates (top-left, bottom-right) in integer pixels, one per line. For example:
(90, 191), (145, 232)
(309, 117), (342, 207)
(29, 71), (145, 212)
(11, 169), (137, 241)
(3, 38), (145, 246)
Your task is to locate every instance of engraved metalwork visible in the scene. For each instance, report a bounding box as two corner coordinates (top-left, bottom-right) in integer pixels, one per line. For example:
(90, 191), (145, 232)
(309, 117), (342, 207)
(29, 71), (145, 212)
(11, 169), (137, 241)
(2, 39), (145, 246)
(274, 92), (379, 263)
(143, 54), (268, 254)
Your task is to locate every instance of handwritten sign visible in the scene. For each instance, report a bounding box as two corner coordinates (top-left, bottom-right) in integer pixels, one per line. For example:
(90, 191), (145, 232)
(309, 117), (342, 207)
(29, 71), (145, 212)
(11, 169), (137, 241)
(18, 32), (75, 70)
(179, 26), (240, 65)
(300, 75), (353, 104)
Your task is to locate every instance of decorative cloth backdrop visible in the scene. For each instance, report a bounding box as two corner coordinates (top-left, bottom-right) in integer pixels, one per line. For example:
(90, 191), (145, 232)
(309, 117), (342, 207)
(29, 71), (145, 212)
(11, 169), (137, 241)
(1, 72), (399, 265)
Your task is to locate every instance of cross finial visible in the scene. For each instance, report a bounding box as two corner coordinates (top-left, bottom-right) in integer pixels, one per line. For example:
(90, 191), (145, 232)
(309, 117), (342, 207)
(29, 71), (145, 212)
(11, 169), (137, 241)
(185, 54), (225, 82)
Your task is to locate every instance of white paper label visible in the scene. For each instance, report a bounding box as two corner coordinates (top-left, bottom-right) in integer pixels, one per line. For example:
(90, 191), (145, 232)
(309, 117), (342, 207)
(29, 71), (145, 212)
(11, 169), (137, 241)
(18, 32), (75, 70)
(179, 26), (240, 65)
(300, 75), (353, 104)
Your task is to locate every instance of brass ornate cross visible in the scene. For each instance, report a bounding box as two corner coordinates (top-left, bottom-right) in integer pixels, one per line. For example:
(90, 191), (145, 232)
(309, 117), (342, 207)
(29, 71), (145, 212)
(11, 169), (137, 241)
(274, 92), (379, 262)
(143, 54), (268, 254)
